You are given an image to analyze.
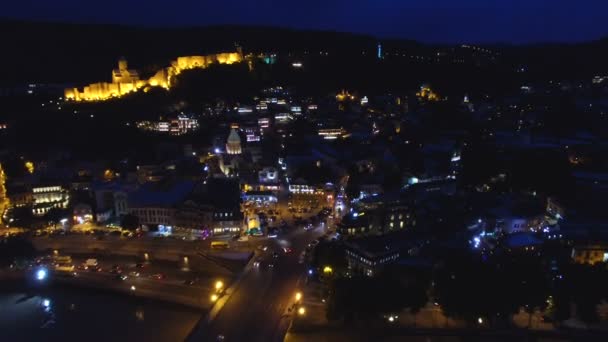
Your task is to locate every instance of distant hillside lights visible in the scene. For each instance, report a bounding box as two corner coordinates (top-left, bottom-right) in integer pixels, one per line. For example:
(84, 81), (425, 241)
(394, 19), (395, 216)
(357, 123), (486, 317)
(65, 52), (243, 102)
(136, 115), (199, 135)
(416, 85), (441, 101)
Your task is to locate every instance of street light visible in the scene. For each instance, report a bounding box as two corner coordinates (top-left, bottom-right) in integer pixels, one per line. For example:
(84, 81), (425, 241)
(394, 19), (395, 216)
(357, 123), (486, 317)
(211, 294), (219, 302)
(295, 292), (302, 302)
(477, 317), (483, 324)
(298, 307), (306, 316)
(215, 280), (224, 291)
(36, 268), (48, 281)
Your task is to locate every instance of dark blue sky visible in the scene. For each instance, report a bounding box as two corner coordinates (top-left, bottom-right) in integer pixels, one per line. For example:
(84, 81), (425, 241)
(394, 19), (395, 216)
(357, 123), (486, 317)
(5, 0), (608, 43)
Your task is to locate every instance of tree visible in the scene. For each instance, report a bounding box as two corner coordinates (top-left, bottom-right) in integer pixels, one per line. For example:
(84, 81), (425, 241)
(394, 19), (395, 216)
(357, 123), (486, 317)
(120, 214), (140, 231)
(553, 263), (608, 324)
(8, 206), (44, 230)
(44, 207), (70, 228)
(312, 241), (348, 276)
(0, 236), (36, 267)
(433, 253), (523, 327)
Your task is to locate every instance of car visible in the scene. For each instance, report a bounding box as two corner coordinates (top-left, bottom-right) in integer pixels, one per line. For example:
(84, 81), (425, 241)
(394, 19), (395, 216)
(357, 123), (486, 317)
(115, 274), (128, 281)
(283, 247), (293, 254)
(272, 252), (279, 258)
(184, 279), (196, 286)
(129, 271), (140, 277)
(304, 224), (313, 231)
(88, 265), (102, 272)
(151, 273), (165, 280)
(135, 263), (145, 268)
(267, 228), (279, 238)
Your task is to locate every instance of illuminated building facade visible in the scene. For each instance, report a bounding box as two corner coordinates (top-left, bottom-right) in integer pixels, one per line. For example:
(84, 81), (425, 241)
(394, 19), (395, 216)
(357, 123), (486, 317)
(65, 52), (242, 102)
(136, 115), (199, 135)
(226, 129), (242, 155)
(318, 128), (350, 140)
(416, 85), (441, 101)
(32, 185), (69, 216)
(0, 164), (8, 224)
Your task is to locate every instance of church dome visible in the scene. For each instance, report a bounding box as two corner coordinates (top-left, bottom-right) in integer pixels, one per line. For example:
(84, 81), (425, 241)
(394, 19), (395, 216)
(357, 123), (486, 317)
(226, 128), (242, 155)
(228, 128), (241, 144)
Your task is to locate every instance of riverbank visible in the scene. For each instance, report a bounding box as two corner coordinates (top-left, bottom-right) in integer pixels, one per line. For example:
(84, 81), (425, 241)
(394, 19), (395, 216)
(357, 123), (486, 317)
(0, 283), (201, 342)
(1, 268), (212, 310)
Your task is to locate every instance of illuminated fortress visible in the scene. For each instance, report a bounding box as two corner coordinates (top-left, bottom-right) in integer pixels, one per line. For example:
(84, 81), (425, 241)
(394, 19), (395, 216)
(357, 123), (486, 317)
(65, 52), (242, 101)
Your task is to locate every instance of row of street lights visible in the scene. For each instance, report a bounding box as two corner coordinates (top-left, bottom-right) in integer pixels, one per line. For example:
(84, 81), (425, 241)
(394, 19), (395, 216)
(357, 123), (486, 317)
(295, 291), (305, 316)
(211, 280), (224, 302)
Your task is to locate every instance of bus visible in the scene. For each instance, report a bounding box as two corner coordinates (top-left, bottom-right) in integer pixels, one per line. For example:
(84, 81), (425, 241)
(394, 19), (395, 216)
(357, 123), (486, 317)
(211, 241), (229, 249)
(53, 255), (72, 264)
(53, 255), (74, 273)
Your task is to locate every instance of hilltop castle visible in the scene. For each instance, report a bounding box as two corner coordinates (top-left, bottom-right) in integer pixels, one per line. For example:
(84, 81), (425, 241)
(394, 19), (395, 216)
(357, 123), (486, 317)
(65, 51), (243, 102)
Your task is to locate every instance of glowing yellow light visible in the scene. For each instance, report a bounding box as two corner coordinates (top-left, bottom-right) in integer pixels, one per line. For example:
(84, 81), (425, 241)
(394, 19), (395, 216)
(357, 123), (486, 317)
(211, 294), (219, 302)
(103, 169), (114, 181)
(25, 161), (34, 174)
(295, 292), (302, 302)
(215, 280), (224, 290)
(323, 266), (333, 274)
(298, 307), (306, 316)
(64, 52), (243, 102)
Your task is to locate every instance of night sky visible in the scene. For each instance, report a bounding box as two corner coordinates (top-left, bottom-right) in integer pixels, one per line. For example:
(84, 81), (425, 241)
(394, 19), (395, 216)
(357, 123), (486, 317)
(4, 0), (608, 43)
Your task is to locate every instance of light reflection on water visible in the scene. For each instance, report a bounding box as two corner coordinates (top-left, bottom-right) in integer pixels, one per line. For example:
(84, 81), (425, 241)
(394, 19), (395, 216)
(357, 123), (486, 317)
(0, 288), (201, 342)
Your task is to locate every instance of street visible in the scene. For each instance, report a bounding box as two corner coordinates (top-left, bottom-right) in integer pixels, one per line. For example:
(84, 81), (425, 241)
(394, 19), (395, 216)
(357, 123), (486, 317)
(187, 224), (325, 342)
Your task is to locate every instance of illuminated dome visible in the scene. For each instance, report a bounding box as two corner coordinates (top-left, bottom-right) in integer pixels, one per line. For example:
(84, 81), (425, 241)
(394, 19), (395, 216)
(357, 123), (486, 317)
(226, 128), (242, 155)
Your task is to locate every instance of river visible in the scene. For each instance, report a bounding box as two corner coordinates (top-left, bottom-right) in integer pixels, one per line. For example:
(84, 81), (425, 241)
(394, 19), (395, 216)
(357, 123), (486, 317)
(0, 284), (202, 341)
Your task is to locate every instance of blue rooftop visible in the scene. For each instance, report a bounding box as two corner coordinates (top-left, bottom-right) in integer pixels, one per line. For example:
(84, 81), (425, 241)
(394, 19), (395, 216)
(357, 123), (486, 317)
(129, 180), (194, 207)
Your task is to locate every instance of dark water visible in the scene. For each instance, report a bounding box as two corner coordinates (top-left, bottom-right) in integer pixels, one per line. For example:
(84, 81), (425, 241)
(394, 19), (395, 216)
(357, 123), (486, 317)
(0, 285), (202, 342)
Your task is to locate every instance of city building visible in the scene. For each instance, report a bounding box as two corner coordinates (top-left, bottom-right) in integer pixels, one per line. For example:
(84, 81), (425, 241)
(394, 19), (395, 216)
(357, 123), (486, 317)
(65, 52), (242, 101)
(226, 128), (242, 155)
(258, 167), (279, 184)
(31, 185), (69, 216)
(72, 203), (93, 224)
(243, 190), (277, 204)
(318, 127), (350, 140)
(572, 244), (608, 265)
(345, 233), (418, 277)
(6, 184), (32, 208)
(136, 115), (199, 135)
(128, 180), (194, 229)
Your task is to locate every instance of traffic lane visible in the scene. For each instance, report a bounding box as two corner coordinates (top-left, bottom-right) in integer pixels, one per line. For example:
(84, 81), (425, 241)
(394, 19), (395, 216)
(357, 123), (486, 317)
(193, 250), (300, 338)
(251, 258), (305, 342)
(55, 270), (213, 309)
(68, 255), (220, 287)
(211, 257), (303, 342)
(194, 265), (275, 341)
(72, 270), (211, 295)
(36, 233), (266, 256)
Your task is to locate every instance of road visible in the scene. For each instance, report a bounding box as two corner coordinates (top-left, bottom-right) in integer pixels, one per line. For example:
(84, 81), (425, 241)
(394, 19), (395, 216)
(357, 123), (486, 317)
(188, 224), (325, 342)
